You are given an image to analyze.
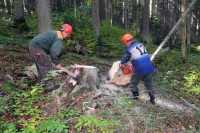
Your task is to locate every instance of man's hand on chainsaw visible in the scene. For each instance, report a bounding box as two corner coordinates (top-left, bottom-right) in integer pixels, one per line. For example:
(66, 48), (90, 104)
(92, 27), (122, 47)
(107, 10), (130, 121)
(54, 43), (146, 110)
(119, 63), (125, 69)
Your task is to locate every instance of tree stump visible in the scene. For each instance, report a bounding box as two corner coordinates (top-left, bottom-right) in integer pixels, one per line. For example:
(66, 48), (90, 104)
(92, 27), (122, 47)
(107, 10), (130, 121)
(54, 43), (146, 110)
(68, 64), (100, 94)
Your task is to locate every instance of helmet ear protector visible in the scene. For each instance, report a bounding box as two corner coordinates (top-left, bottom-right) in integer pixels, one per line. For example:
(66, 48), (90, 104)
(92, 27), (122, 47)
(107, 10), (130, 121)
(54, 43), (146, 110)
(122, 34), (133, 44)
(61, 24), (73, 36)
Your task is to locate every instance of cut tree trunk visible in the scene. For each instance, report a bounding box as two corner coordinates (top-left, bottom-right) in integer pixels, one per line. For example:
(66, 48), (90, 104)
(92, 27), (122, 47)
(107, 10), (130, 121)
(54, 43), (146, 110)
(68, 65), (100, 94)
(106, 61), (132, 85)
(21, 64), (100, 113)
(21, 64), (100, 93)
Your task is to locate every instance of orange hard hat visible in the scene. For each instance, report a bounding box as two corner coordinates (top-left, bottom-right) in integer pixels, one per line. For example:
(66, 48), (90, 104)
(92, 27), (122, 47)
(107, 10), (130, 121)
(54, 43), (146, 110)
(61, 24), (73, 36)
(122, 64), (134, 74)
(122, 34), (133, 44)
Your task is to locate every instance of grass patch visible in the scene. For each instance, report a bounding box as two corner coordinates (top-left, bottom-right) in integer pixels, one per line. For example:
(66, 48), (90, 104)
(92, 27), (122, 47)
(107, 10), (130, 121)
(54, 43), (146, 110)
(0, 35), (30, 45)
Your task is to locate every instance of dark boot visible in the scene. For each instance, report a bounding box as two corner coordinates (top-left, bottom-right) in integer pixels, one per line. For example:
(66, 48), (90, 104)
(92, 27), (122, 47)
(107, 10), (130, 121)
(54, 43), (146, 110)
(131, 91), (139, 100)
(148, 92), (156, 105)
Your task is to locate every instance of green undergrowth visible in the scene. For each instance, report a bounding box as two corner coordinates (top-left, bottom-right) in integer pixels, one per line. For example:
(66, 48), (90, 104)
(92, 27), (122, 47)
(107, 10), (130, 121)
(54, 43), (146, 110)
(0, 36), (30, 45)
(154, 50), (200, 96)
(0, 71), (122, 133)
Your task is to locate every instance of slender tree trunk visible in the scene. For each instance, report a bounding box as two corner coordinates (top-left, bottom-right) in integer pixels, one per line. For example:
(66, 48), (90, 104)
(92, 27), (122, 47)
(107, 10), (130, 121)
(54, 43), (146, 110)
(99, 0), (105, 21)
(0, 0), (5, 12)
(142, 0), (150, 41)
(137, 0), (143, 34)
(24, 0), (32, 16)
(6, 0), (11, 14)
(186, 0), (191, 69)
(57, 0), (62, 12)
(74, 0), (76, 19)
(180, 0), (187, 57)
(124, 0), (129, 31)
(105, 0), (112, 25)
(151, 0), (198, 61)
(151, 0), (157, 16)
(14, 0), (29, 34)
(91, 0), (100, 39)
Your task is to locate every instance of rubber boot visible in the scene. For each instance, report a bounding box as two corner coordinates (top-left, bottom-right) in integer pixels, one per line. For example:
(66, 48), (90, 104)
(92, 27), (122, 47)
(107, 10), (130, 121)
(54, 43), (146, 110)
(148, 92), (156, 105)
(131, 91), (139, 100)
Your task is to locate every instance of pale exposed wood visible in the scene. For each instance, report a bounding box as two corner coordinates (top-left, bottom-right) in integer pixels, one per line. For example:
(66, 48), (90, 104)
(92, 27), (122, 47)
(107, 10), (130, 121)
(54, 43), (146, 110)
(151, 0), (197, 61)
(106, 61), (132, 85)
(70, 65), (100, 94)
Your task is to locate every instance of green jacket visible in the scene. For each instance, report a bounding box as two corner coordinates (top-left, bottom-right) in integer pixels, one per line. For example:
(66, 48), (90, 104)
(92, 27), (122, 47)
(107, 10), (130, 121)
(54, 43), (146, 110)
(29, 30), (64, 65)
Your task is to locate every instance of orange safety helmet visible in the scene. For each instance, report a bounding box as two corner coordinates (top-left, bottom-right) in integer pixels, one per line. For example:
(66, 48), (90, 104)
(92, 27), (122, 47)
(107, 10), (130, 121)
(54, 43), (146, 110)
(122, 64), (134, 75)
(122, 34), (133, 44)
(61, 24), (73, 36)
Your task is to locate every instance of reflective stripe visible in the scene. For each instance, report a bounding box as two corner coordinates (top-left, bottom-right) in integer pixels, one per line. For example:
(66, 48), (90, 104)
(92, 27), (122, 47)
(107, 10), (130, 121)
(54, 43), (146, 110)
(56, 31), (63, 40)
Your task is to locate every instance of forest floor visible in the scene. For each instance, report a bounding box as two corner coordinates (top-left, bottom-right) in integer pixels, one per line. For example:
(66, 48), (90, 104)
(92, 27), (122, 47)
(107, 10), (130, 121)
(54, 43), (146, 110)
(0, 43), (200, 133)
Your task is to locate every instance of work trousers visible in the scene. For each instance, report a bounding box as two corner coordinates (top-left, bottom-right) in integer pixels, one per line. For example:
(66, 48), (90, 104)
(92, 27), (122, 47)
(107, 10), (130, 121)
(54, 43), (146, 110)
(29, 45), (52, 81)
(130, 72), (155, 93)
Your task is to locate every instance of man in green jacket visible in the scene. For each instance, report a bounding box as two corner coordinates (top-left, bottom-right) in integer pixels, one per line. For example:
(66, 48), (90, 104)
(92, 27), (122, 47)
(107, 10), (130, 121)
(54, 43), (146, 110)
(29, 24), (73, 91)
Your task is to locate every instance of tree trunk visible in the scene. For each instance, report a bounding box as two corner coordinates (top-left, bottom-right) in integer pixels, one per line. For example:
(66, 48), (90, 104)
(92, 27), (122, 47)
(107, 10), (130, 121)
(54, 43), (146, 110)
(137, 0), (143, 34)
(105, 0), (112, 25)
(186, 0), (191, 67)
(180, 0), (187, 57)
(14, 0), (29, 34)
(36, 0), (52, 33)
(142, 0), (150, 41)
(74, 0), (77, 19)
(91, 0), (100, 39)
(99, 0), (105, 21)
(124, 0), (129, 31)
(57, 0), (62, 12)
(151, 0), (198, 61)
(6, 0), (11, 14)
(151, 0), (157, 16)
(0, 0), (5, 12)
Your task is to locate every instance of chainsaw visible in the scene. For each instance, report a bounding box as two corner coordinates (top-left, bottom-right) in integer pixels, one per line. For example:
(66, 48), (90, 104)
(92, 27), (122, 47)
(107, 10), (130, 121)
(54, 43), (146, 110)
(117, 64), (134, 76)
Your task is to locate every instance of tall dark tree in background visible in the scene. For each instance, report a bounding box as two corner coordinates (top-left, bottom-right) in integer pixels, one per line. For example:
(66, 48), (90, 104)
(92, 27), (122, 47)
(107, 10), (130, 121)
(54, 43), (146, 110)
(99, 0), (105, 21)
(180, 0), (187, 56)
(6, 0), (11, 14)
(91, 0), (100, 39)
(14, 0), (29, 34)
(57, 0), (63, 12)
(105, 0), (112, 25)
(151, 0), (157, 16)
(142, 0), (150, 41)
